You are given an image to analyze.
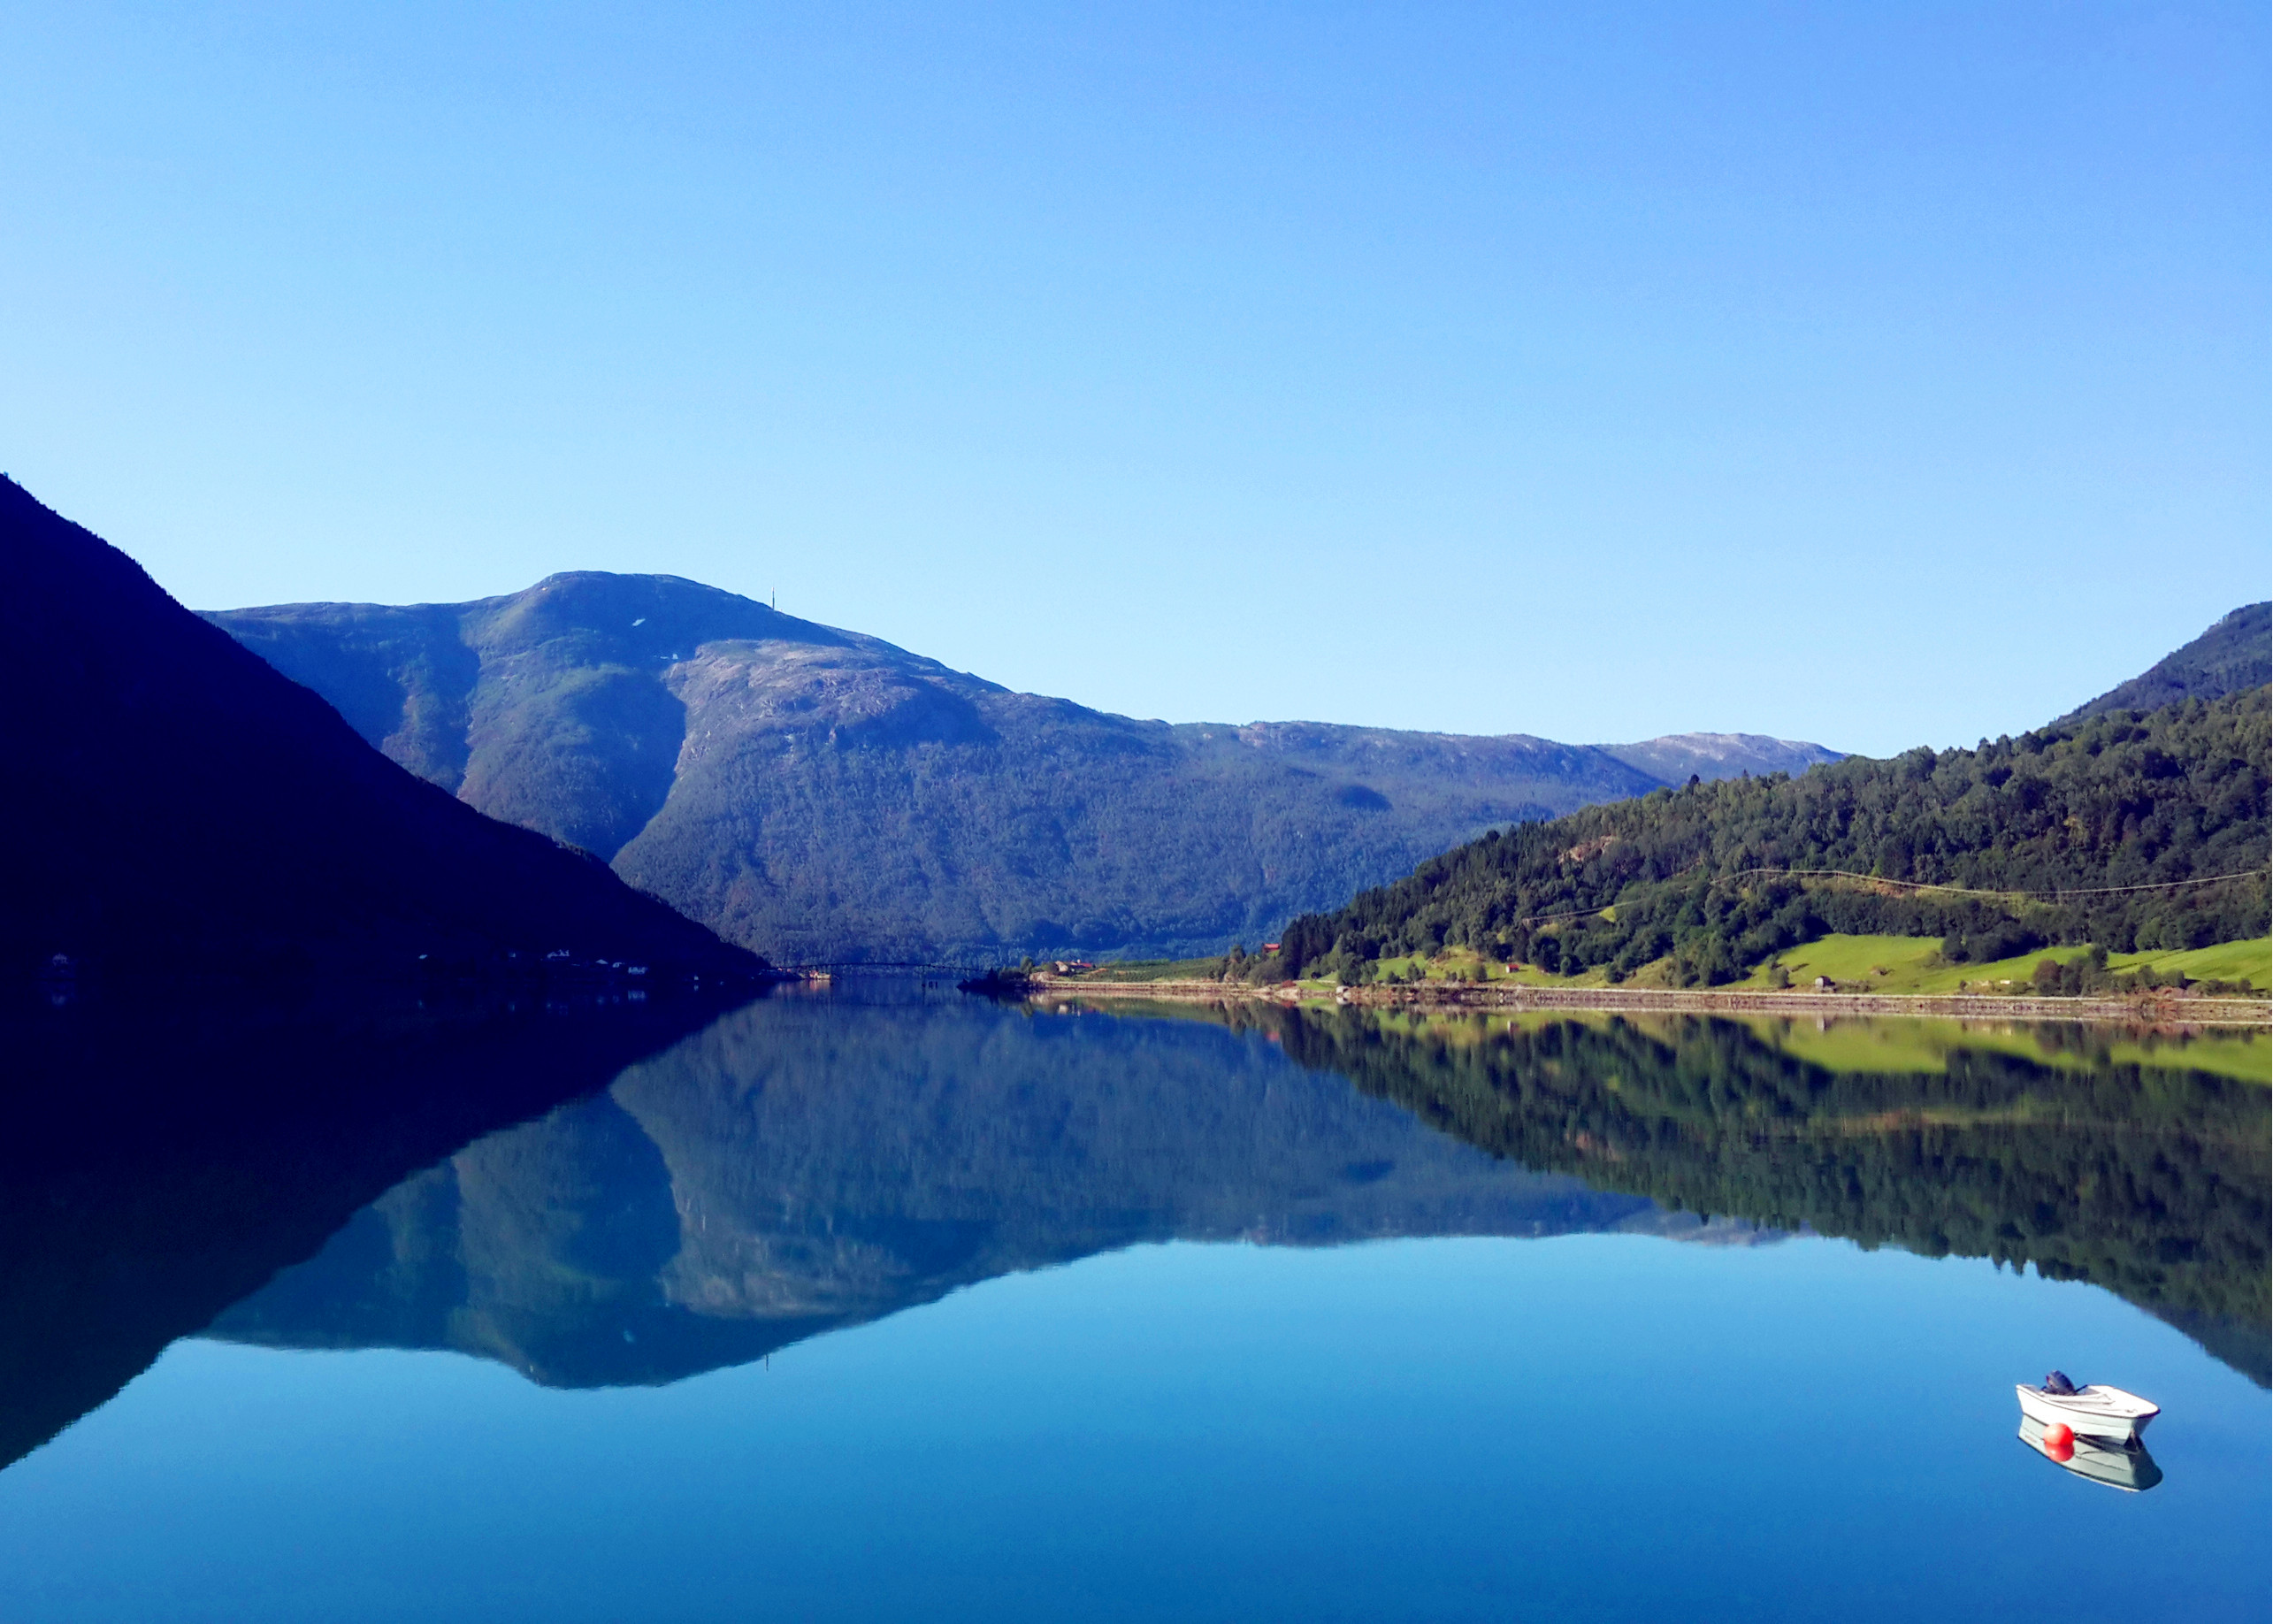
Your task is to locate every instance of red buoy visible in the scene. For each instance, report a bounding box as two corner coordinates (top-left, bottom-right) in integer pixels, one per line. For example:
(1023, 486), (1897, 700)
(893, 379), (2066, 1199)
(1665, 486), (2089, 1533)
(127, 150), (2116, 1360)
(2044, 1421), (2075, 1461)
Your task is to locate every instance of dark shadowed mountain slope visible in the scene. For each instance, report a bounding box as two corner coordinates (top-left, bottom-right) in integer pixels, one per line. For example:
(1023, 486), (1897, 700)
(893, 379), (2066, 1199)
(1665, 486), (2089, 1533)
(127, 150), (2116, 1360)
(207, 572), (1836, 963)
(2063, 603), (2271, 724)
(0, 481), (761, 983)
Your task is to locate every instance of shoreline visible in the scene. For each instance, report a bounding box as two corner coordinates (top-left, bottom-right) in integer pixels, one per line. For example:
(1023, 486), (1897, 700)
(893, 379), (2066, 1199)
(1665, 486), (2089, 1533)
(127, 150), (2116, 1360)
(1032, 977), (2272, 1027)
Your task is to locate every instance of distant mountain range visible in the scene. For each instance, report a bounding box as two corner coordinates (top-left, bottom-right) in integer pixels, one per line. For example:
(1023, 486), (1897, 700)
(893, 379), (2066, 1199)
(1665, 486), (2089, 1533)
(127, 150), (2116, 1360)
(205, 571), (1838, 963)
(0, 480), (761, 983)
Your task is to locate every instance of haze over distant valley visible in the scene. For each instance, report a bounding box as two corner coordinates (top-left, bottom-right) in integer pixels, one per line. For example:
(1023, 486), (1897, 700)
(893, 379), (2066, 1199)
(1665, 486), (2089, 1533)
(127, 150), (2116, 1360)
(207, 572), (1838, 964)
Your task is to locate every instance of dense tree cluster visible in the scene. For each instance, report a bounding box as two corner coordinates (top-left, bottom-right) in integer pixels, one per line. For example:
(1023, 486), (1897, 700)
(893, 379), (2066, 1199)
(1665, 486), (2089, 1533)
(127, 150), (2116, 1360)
(2060, 601), (2269, 723)
(1279, 689), (2270, 987)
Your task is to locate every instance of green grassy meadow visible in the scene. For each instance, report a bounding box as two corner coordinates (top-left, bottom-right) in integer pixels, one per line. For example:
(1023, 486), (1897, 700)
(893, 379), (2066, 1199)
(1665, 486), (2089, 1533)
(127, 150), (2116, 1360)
(1333, 936), (2270, 997)
(1065, 943), (2270, 1085)
(1730, 934), (2270, 995)
(1076, 934), (2270, 1004)
(1072, 957), (1230, 983)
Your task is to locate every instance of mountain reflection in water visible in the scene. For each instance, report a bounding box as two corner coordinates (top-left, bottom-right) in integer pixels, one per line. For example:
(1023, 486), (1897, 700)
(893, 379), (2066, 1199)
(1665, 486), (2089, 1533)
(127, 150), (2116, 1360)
(203, 991), (2269, 1393)
(204, 991), (1735, 1387)
(0, 988), (741, 1471)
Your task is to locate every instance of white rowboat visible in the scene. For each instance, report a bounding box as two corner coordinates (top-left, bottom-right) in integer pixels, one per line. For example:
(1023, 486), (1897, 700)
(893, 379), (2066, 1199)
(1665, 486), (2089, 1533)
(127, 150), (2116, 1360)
(2015, 1382), (2158, 1444)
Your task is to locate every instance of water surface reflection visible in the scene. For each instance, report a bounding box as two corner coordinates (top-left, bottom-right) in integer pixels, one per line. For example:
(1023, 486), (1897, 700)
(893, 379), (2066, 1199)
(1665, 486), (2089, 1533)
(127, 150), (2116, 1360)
(205, 992), (2269, 1389)
(1257, 1003), (2270, 1383)
(206, 992), (1738, 1385)
(3, 989), (2266, 1622)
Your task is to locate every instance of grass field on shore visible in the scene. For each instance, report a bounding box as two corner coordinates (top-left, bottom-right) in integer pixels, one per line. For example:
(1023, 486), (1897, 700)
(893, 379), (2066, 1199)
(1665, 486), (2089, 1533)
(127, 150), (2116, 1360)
(1733, 934), (2270, 994)
(1072, 957), (1228, 983)
(1068, 935), (2271, 994)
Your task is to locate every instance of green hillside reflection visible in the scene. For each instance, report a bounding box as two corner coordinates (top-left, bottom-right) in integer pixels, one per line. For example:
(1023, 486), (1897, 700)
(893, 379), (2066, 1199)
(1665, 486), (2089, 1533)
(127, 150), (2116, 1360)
(1246, 1005), (2269, 1383)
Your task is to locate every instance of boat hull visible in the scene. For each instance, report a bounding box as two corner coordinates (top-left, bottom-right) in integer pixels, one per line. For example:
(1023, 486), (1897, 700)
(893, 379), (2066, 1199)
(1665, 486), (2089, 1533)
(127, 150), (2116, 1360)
(2014, 1383), (2158, 1443)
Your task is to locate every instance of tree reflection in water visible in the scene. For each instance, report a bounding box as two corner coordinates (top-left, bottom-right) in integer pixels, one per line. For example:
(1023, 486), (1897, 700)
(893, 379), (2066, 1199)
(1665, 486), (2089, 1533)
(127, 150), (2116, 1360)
(1259, 1004), (2269, 1383)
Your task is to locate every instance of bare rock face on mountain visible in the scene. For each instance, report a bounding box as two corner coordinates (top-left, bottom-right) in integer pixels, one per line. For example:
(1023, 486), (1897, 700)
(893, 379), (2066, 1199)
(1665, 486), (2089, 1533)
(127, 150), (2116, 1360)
(1603, 732), (1842, 785)
(0, 481), (762, 983)
(209, 573), (1841, 963)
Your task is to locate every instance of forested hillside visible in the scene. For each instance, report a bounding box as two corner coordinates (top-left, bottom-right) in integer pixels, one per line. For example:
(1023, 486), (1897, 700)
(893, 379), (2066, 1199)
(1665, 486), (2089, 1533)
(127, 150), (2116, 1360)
(209, 572), (1834, 962)
(1280, 686), (2270, 986)
(2062, 601), (2270, 723)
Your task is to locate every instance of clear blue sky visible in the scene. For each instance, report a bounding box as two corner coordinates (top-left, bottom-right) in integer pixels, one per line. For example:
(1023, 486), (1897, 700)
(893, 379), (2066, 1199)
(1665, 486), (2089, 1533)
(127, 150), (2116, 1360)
(4, 3), (2264, 756)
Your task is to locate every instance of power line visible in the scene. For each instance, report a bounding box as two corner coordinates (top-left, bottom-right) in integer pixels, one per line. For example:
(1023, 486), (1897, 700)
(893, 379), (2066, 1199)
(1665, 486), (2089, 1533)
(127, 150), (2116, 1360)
(1720, 866), (2270, 900)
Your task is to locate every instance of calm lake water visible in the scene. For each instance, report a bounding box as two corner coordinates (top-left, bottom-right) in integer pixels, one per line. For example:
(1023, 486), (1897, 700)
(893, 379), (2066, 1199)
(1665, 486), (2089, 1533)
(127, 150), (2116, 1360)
(2, 987), (2265, 1621)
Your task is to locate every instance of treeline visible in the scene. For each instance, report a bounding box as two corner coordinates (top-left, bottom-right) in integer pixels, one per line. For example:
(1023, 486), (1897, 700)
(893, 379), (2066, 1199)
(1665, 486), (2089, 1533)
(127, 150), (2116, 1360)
(1276, 689), (2270, 987)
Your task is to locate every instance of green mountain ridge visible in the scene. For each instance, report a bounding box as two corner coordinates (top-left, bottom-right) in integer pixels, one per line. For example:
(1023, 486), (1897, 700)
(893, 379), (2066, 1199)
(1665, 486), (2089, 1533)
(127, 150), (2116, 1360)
(205, 572), (1837, 963)
(2062, 601), (2271, 724)
(1280, 612), (2272, 987)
